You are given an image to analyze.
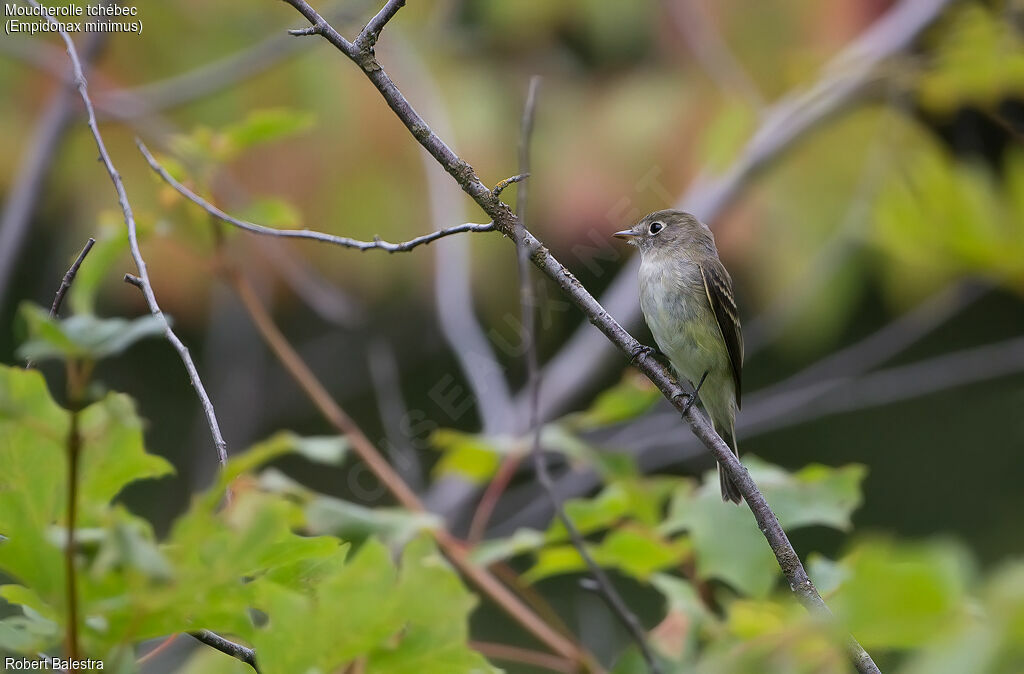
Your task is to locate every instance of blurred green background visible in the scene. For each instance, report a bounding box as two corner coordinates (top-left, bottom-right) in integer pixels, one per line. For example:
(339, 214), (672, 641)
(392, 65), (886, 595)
(2, 0), (1023, 672)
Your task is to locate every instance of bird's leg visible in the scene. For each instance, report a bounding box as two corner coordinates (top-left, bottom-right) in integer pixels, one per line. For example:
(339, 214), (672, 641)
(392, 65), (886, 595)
(680, 371), (709, 416)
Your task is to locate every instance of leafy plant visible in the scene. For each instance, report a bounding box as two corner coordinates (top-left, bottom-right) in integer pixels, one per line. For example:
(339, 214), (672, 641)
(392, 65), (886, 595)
(0, 364), (494, 673)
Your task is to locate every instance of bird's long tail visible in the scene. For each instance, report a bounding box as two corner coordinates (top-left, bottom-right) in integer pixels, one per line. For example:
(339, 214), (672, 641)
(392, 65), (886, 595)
(715, 422), (742, 504)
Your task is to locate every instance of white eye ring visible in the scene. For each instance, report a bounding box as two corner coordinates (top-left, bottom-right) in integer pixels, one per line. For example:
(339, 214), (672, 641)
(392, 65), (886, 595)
(649, 221), (664, 235)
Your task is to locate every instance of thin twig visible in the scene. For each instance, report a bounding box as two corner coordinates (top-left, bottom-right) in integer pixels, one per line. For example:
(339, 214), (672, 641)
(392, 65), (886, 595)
(190, 630), (259, 672)
(493, 173), (530, 198)
(137, 139), (496, 252)
(24, 238), (97, 371)
(471, 640), (576, 673)
(284, 0), (358, 56)
(516, 78), (660, 672)
(275, 3), (883, 670)
(356, 0), (405, 49)
(466, 450), (525, 544)
(25, 0), (229, 467)
(49, 238), (96, 317)
(135, 633), (180, 666)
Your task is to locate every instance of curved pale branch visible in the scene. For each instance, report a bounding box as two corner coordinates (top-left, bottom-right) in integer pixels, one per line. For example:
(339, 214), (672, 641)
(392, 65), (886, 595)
(24, 0), (229, 467)
(383, 39), (516, 440)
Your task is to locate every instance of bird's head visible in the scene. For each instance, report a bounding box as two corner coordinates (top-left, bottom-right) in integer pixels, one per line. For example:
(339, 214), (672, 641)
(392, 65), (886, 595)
(613, 209), (715, 257)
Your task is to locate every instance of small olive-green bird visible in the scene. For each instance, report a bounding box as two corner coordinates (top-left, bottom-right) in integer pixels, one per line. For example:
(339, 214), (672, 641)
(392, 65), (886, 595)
(615, 210), (744, 503)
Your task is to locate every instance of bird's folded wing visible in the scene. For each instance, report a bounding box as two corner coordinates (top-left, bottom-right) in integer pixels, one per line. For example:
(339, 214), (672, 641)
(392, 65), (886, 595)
(700, 262), (743, 407)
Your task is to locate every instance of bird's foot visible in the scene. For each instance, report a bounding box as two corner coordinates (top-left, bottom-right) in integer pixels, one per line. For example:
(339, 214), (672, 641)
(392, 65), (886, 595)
(679, 371), (709, 416)
(629, 344), (659, 365)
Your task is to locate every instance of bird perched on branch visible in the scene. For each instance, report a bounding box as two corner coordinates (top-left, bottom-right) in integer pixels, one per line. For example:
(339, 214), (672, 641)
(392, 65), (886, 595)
(615, 210), (744, 503)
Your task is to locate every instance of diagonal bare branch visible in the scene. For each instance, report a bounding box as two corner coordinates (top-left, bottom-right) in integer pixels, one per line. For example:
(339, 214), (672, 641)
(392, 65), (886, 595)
(275, 2), (890, 671)
(25, 0), (229, 467)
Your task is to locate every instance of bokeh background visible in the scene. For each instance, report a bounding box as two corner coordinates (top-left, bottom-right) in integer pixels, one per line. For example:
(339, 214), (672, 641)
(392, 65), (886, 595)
(2, 0), (1023, 672)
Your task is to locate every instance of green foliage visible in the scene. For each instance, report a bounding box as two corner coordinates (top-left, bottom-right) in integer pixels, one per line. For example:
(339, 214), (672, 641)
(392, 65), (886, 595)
(0, 366), (173, 606)
(502, 438), (871, 672)
(170, 108), (315, 166)
(830, 539), (971, 649)
(248, 538), (494, 674)
(240, 198), (304, 229)
(503, 456), (863, 597)
(432, 373), (666, 484)
(0, 365), (493, 673)
(16, 303), (165, 363)
(698, 101), (757, 172)
(257, 467), (441, 546)
(220, 109), (316, 157)
(564, 371), (663, 431)
(430, 428), (508, 484)
(918, 4), (1024, 114)
(446, 391), (1024, 672)
(872, 142), (1024, 299)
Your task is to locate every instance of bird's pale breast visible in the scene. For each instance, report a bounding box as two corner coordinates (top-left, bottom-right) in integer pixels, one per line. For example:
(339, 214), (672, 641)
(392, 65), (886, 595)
(637, 254), (735, 423)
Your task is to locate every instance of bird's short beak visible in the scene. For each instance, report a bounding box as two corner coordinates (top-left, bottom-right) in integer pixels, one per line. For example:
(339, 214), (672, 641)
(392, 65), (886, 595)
(613, 229), (638, 240)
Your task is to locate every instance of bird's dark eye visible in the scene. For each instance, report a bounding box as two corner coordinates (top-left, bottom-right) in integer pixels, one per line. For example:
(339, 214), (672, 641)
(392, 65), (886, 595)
(649, 221), (664, 235)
